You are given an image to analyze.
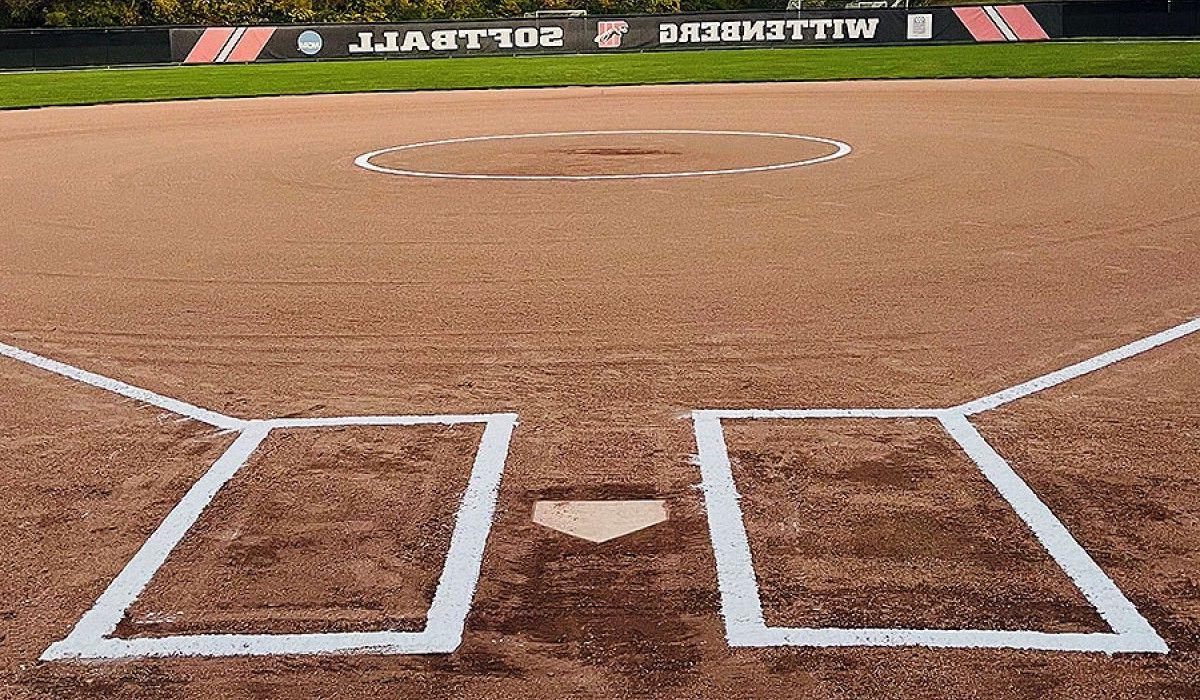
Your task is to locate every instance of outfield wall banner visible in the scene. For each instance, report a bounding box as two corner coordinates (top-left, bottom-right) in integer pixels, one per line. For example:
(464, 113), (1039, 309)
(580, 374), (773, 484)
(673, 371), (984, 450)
(169, 4), (1063, 64)
(171, 20), (586, 63)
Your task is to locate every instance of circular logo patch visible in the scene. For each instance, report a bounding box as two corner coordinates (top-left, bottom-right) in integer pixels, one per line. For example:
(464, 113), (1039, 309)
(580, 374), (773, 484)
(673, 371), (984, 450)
(297, 30), (323, 56)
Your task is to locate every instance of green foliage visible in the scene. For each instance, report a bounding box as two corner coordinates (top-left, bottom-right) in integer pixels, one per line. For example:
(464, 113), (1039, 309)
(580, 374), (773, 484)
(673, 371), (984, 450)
(0, 0), (1035, 27)
(43, 1), (141, 27)
(680, 0), (784, 11)
(1, 0), (40, 27)
(3, 0), (684, 27)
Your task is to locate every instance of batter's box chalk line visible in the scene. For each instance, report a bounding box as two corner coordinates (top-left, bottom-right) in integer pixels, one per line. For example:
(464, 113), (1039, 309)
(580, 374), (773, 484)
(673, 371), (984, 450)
(1, 315), (1195, 659)
(0, 338), (516, 660)
(693, 316), (1200, 655)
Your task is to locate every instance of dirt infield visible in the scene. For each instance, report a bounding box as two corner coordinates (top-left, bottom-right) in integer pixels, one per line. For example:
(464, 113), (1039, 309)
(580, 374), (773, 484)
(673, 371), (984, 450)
(1, 79), (1198, 698)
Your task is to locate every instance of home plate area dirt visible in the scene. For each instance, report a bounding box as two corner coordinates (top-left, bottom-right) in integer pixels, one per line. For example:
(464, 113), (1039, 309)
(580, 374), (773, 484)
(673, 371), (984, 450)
(1, 79), (1199, 698)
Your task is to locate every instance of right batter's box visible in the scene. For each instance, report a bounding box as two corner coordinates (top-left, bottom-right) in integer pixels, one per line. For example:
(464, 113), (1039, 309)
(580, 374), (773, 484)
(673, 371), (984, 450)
(690, 408), (1167, 654)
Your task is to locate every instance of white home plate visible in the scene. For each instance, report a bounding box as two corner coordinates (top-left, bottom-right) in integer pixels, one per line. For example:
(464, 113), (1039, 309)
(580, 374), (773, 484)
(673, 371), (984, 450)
(532, 500), (668, 543)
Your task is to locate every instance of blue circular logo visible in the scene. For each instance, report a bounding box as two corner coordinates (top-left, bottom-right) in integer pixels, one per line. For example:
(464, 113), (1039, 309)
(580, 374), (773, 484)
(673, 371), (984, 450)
(297, 30), (323, 56)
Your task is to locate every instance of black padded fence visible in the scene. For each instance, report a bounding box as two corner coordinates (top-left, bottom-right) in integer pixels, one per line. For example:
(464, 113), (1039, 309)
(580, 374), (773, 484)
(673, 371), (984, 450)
(1063, 0), (1200, 37)
(168, 4), (1065, 65)
(0, 28), (169, 69)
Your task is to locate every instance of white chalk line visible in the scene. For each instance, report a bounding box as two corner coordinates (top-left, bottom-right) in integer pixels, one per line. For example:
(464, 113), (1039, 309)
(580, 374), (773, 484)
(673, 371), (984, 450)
(11, 316), (1198, 657)
(695, 408), (1169, 653)
(43, 426), (271, 659)
(262, 414), (515, 429)
(694, 413), (769, 632)
(694, 408), (947, 421)
(957, 317), (1200, 415)
(354, 130), (852, 181)
(41, 413), (518, 660)
(65, 630), (447, 659)
(736, 628), (1164, 654)
(693, 317), (1198, 653)
(0, 340), (244, 431)
(939, 414), (1165, 647)
(423, 414), (517, 643)
(0, 336), (518, 660)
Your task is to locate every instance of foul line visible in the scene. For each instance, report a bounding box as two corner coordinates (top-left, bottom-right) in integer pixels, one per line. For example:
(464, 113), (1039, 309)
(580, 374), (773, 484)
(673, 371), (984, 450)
(5, 315), (1197, 658)
(693, 316), (1199, 654)
(957, 317), (1200, 415)
(0, 336), (518, 660)
(0, 341), (244, 431)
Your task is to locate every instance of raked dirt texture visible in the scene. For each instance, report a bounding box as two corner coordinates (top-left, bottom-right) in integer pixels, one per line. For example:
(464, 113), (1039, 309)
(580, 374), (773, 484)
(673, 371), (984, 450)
(1, 79), (1198, 698)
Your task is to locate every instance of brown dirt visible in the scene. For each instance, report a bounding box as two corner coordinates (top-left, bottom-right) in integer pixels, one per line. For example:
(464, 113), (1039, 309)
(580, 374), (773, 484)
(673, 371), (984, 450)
(723, 418), (1106, 633)
(0, 79), (1198, 698)
(370, 132), (835, 176)
(118, 423), (483, 638)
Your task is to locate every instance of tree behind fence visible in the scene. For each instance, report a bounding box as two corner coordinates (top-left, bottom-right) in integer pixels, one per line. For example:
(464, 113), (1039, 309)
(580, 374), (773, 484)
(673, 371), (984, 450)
(0, 0), (1050, 28)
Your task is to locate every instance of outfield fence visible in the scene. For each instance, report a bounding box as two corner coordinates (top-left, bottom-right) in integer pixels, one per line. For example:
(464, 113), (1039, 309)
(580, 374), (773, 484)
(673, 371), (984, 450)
(0, 1), (1196, 71)
(0, 28), (169, 70)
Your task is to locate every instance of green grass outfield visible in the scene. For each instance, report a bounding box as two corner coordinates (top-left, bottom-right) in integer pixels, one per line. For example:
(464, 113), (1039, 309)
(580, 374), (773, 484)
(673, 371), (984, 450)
(1, 40), (1197, 110)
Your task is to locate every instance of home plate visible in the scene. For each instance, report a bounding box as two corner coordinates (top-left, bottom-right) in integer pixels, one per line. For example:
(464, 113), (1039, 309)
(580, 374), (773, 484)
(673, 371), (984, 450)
(532, 500), (668, 543)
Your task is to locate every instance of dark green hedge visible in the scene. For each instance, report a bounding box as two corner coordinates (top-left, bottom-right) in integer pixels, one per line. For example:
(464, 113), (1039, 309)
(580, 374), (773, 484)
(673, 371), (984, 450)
(4, 0), (903, 27)
(0, 0), (1032, 27)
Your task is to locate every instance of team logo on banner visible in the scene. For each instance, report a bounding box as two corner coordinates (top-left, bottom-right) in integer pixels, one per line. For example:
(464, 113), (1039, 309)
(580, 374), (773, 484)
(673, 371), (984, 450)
(906, 13), (933, 40)
(594, 21), (629, 48)
(297, 30), (323, 55)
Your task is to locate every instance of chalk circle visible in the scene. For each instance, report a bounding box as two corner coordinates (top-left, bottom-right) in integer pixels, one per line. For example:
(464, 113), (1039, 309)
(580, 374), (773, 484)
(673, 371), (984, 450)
(353, 129), (853, 181)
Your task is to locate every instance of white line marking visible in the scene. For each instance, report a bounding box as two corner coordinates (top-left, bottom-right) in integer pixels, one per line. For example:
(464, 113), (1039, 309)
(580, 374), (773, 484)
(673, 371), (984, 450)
(423, 413), (517, 647)
(62, 630), (443, 658)
(694, 408), (948, 421)
(956, 318), (1200, 415)
(692, 408), (1169, 653)
(262, 414), (514, 429)
(693, 413), (768, 633)
(41, 413), (518, 660)
(0, 340), (244, 430)
(214, 27), (246, 64)
(43, 425), (271, 659)
(354, 130), (852, 181)
(939, 413), (1166, 647)
(743, 627), (1165, 653)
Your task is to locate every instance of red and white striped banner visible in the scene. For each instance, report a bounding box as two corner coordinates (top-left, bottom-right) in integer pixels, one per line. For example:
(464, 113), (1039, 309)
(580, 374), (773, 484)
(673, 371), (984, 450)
(953, 4), (1049, 42)
(184, 26), (278, 64)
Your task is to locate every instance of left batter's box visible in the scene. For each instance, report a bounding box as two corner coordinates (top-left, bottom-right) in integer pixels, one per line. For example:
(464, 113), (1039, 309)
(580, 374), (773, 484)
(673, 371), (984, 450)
(42, 412), (518, 660)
